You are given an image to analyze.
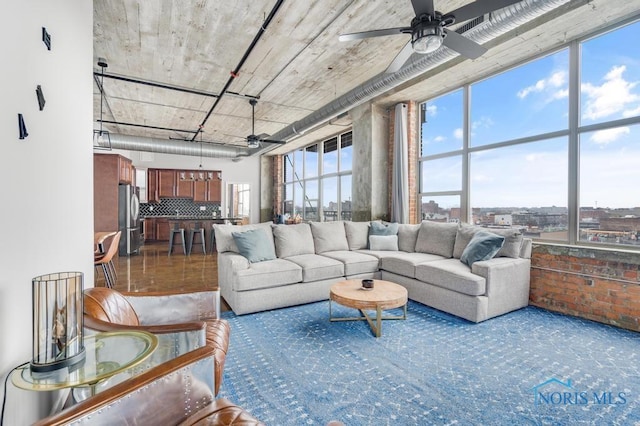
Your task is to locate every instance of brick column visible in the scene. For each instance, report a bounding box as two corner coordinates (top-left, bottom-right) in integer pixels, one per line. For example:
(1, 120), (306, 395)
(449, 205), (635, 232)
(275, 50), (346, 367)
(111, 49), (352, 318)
(388, 101), (419, 224)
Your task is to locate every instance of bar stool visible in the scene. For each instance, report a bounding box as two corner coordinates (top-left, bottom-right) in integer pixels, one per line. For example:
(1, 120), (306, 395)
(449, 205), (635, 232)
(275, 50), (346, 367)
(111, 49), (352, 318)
(188, 221), (206, 255)
(168, 221), (186, 256)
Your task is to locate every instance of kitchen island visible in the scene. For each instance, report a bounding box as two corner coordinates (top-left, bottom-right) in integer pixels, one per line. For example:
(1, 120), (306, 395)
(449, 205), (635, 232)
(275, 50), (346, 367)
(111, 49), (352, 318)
(143, 216), (243, 253)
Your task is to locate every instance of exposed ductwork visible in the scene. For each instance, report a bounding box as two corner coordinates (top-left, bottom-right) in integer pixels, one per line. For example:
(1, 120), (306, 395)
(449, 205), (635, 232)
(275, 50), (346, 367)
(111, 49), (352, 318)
(268, 0), (572, 144)
(96, 0), (572, 158)
(98, 133), (252, 159)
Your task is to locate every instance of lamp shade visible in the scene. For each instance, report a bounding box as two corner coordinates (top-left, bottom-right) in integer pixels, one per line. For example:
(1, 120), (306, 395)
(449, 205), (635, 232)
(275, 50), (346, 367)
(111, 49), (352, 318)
(31, 272), (85, 373)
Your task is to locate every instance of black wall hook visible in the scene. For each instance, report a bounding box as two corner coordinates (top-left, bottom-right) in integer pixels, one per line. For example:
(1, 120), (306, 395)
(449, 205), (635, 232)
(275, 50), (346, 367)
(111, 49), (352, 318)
(18, 114), (28, 139)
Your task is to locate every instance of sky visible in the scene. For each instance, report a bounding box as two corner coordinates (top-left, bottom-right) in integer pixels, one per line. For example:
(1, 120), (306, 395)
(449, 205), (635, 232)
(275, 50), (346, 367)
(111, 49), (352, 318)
(421, 19), (640, 210)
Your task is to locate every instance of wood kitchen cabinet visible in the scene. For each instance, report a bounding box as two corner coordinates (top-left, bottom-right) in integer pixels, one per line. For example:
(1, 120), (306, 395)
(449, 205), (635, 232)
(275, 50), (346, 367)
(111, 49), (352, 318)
(176, 171), (194, 198)
(158, 169), (176, 197)
(193, 173), (221, 203)
(118, 156), (133, 184)
(143, 218), (156, 241)
(155, 218), (170, 241)
(147, 169), (159, 203)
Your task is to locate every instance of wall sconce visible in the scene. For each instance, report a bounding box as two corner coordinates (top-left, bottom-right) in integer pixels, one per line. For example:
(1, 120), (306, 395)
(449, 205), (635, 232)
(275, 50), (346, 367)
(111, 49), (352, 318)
(31, 272), (85, 373)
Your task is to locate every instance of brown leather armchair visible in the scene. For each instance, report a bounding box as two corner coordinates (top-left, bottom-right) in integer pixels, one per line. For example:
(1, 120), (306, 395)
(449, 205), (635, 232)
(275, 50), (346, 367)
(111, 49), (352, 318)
(34, 345), (264, 426)
(83, 287), (230, 396)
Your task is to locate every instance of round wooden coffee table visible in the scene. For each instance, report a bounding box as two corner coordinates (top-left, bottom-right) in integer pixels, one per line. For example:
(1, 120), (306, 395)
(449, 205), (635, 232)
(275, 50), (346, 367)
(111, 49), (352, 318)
(329, 279), (408, 337)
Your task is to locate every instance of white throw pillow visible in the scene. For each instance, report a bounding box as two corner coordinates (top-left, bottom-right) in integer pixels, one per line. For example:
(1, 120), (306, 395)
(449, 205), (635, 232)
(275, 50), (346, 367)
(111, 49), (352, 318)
(369, 235), (399, 251)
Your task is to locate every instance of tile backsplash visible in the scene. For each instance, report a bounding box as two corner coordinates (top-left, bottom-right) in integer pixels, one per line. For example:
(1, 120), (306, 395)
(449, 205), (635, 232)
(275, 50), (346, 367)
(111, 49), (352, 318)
(140, 198), (220, 218)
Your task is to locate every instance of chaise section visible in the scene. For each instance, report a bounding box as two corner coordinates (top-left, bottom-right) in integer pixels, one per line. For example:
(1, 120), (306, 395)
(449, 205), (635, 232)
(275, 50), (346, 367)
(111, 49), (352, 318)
(415, 258), (486, 296)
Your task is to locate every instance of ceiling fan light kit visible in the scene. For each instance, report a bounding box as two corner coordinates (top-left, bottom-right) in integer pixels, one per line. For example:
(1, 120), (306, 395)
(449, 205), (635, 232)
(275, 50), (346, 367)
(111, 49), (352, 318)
(412, 24), (444, 54)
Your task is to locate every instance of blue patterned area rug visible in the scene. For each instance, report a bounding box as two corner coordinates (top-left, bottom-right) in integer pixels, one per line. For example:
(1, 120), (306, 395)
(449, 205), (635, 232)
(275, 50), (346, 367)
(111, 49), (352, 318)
(219, 301), (639, 425)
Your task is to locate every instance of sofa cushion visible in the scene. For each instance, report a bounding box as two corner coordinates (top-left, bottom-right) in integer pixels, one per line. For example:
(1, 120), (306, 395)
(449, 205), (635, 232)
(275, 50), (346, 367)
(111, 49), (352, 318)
(453, 224), (524, 259)
(321, 250), (379, 276)
(214, 222), (275, 254)
(370, 221), (399, 235)
(232, 229), (277, 263)
(369, 235), (398, 251)
(460, 231), (505, 267)
(452, 224), (482, 259)
(272, 223), (315, 258)
(380, 252), (446, 279)
(488, 228), (524, 258)
(415, 259), (486, 296)
(234, 259), (302, 291)
(285, 254), (344, 282)
(397, 223), (420, 253)
(310, 222), (349, 253)
(415, 221), (458, 258)
(344, 221), (370, 250)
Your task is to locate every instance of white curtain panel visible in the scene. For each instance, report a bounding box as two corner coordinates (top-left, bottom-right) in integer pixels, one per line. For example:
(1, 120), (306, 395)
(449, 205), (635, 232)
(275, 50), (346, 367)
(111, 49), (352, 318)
(391, 103), (409, 223)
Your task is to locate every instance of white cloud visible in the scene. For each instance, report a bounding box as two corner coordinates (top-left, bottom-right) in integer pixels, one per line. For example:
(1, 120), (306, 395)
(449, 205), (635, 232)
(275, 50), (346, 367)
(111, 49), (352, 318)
(433, 136), (445, 143)
(581, 65), (640, 121)
(453, 128), (463, 140)
(471, 116), (494, 130)
(425, 104), (437, 117)
(589, 127), (630, 146)
(517, 70), (567, 99)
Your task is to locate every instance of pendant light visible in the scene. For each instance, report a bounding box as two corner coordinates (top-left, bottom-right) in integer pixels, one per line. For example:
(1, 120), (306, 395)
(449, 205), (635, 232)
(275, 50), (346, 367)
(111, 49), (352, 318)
(93, 57), (111, 150)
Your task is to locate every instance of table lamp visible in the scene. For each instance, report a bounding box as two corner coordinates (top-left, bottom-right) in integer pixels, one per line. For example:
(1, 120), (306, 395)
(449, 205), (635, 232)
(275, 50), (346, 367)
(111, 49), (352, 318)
(31, 272), (86, 372)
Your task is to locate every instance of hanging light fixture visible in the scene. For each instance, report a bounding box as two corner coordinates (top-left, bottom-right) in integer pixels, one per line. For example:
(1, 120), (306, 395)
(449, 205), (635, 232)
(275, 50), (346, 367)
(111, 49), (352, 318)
(93, 57), (111, 150)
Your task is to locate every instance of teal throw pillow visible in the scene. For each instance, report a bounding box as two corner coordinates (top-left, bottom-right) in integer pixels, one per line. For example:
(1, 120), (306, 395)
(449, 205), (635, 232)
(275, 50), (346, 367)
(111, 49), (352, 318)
(460, 231), (505, 267)
(370, 221), (399, 236)
(232, 229), (276, 263)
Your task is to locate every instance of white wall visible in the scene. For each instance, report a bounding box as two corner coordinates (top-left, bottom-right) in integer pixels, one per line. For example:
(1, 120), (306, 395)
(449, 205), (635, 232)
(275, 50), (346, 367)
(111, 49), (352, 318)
(0, 1), (93, 423)
(109, 149), (262, 224)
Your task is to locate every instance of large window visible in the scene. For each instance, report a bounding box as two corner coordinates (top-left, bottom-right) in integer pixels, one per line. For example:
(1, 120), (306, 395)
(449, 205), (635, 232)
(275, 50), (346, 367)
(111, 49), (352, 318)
(282, 131), (352, 221)
(420, 19), (640, 248)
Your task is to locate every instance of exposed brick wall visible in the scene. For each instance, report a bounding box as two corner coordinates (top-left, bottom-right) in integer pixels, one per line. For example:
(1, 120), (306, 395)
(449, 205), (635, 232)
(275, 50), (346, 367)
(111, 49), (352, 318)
(272, 155), (282, 216)
(388, 101), (419, 224)
(530, 244), (640, 332)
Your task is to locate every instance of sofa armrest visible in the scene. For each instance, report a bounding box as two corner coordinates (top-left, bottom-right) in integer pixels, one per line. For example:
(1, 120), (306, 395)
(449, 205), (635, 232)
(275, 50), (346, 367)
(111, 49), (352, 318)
(472, 257), (531, 317)
(122, 290), (221, 323)
(218, 252), (250, 292)
(33, 346), (216, 426)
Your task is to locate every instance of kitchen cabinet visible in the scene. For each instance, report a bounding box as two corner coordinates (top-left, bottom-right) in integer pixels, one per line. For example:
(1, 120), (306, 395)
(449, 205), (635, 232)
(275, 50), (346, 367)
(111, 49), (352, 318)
(118, 156), (133, 185)
(155, 218), (170, 241)
(158, 170), (176, 197)
(147, 169), (159, 203)
(143, 218), (156, 241)
(176, 171), (194, 198)
(94, 153), (134, 232)
(146, 168), (222, 202)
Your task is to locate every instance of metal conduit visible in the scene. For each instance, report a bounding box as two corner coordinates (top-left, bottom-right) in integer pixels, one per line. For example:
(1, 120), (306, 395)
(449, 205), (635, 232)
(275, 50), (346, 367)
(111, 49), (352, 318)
(269, 0), (571, 143)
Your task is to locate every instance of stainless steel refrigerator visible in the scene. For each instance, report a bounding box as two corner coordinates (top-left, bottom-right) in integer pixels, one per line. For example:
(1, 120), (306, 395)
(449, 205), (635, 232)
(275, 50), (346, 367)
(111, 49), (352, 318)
(118, 184), (141, 255)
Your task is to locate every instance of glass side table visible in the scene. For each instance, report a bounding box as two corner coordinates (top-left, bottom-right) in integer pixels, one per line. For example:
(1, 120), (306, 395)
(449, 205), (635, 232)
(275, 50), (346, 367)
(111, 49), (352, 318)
(11, 330), (158, 399)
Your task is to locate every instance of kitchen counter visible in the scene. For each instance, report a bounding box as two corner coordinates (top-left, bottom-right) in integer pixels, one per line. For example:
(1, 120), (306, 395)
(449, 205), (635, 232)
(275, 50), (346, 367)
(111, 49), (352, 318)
(142, 216), (245, 243)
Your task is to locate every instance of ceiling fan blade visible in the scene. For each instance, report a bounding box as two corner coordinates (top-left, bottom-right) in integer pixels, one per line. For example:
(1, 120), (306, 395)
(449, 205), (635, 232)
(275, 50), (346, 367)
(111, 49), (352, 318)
(411, 0), (435, 16)
(259, 138), (286, 145)
(385, 41), (415, 74)
(339, 27), (410, 42)
(442, 28), (486, 59)
(449, 0), (522, 23)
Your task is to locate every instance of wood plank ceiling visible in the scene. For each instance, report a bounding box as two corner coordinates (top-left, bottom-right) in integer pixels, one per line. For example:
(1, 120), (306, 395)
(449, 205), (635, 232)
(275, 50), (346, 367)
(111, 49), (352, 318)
(93, 0), (640, 156)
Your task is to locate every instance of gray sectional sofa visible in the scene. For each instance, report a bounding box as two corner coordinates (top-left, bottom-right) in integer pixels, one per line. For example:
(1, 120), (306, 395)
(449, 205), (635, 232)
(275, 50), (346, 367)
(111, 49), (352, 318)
(214, 220), (532, 323)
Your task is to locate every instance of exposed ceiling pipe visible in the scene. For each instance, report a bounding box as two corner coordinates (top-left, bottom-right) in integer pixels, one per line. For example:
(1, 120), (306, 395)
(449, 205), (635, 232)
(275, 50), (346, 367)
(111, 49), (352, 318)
(268, 0), (572, 144)
(98, 134), (251, 159)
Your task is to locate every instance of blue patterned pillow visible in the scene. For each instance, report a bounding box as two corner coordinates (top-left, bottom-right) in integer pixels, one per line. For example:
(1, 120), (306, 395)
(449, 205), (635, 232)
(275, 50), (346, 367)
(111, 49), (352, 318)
(232, 229), (276, 263)
(460, 231), (505, 267)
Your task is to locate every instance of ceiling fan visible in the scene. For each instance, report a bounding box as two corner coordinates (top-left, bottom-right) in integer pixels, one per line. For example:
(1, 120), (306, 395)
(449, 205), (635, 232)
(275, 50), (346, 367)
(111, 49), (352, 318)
(339, 0), (522, 73)
(243, 99), (286, 149)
